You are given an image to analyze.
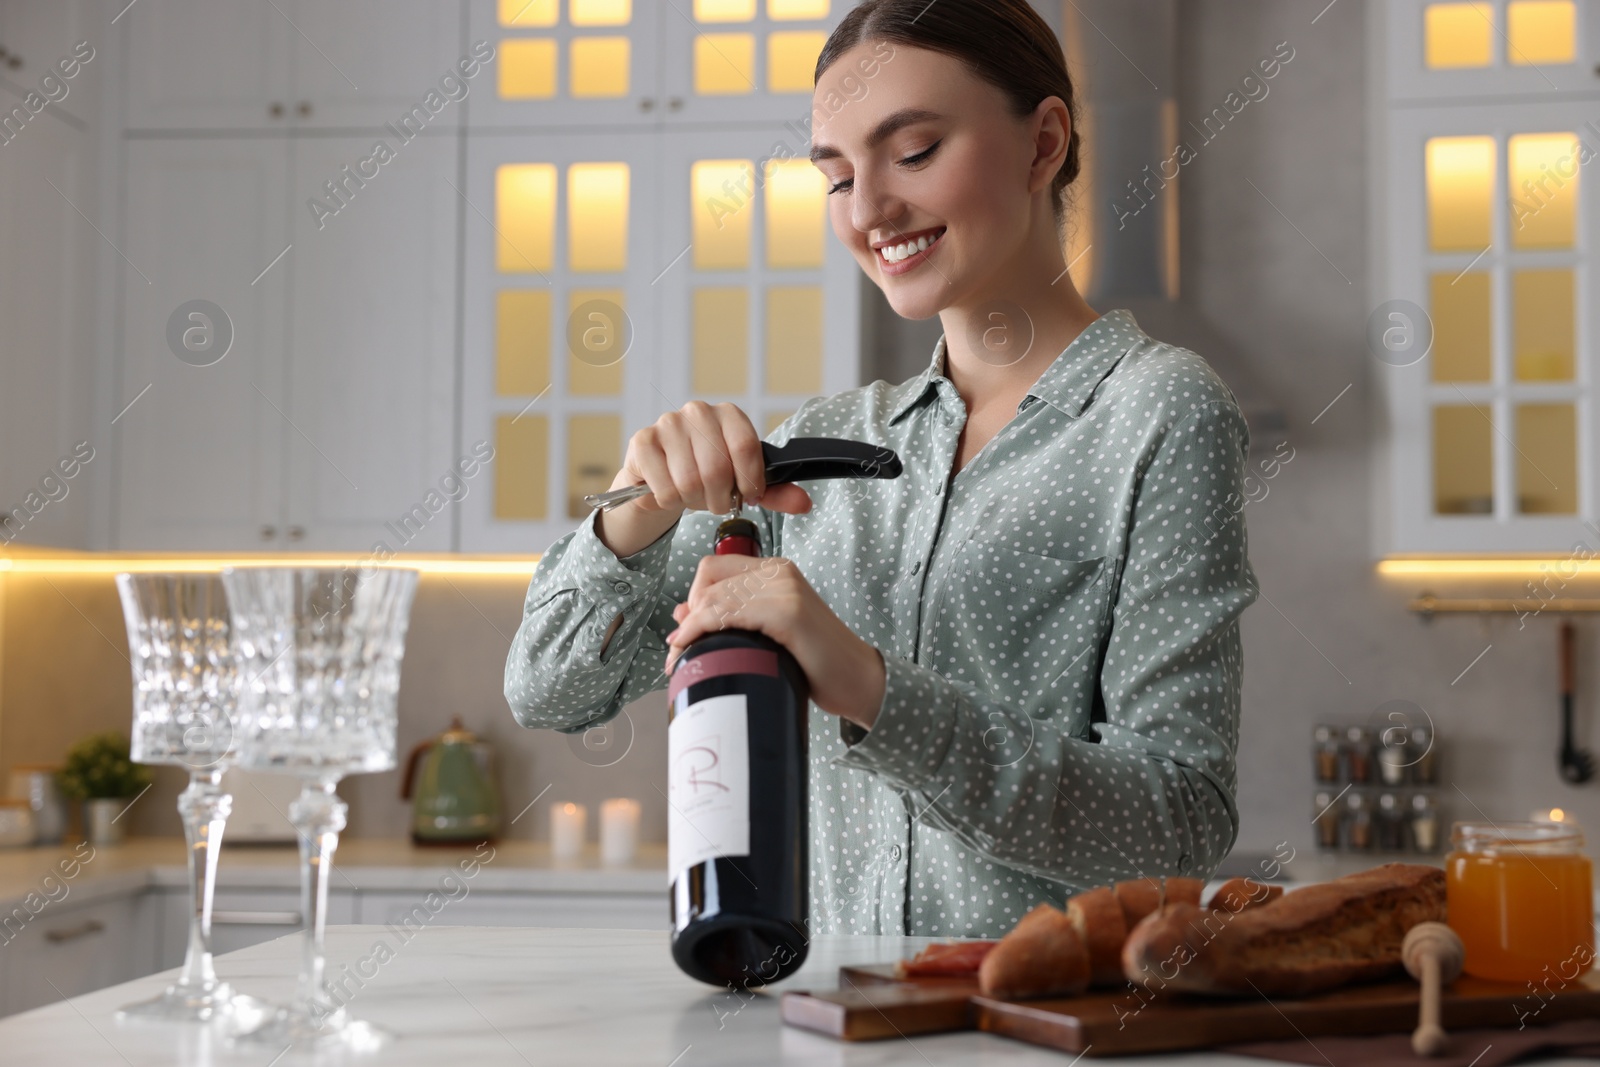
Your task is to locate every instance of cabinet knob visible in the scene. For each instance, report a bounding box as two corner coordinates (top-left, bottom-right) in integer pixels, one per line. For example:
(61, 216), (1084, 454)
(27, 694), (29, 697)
(260, 525), (277, 541)
(667, 97), (683, 112)
(286, 525), (306, 542)
(297, 101), (312, 117)
(269, 102), (285, 118)
(638, 97), (655, 112)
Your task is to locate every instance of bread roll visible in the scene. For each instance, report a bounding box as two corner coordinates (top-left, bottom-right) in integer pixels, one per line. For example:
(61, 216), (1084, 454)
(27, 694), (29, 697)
(1065, 886), (1129, 987)
(978, 903), (1091, 1000)
(1207, 877), (1284, 914)
(1122, 863), (1447, 997)
(1113, 876), (1206, 930)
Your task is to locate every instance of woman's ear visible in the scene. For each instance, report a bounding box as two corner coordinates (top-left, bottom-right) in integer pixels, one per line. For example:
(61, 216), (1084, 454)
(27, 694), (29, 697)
(1028, 95), (1072, 197)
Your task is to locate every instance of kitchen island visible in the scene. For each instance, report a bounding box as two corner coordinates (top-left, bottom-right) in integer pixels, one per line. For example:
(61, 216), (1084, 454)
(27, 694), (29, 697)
(0, 926), (1257, 1065)
(0, 924), (1591, 1066)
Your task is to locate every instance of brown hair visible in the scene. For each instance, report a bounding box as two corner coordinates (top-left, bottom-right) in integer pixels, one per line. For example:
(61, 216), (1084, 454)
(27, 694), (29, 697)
(813, 0), (1082, 221)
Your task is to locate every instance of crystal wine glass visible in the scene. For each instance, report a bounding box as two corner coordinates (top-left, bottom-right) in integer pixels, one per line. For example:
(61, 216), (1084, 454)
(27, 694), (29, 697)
(113, 572), (251, 1024)
(220, 565), (418, 1051)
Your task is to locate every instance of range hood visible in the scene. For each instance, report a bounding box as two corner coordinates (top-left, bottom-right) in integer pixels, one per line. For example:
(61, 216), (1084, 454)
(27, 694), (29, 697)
(1067, 0), (1288, 450)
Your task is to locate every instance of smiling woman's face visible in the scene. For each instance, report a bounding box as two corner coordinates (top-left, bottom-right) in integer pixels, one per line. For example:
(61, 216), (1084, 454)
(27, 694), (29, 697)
(809, 41), (1058, 321)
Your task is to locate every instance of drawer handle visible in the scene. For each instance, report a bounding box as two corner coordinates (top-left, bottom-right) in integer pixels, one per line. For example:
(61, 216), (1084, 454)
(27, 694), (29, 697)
(45, 920), (105, 943)
(212, 910), (302, 926)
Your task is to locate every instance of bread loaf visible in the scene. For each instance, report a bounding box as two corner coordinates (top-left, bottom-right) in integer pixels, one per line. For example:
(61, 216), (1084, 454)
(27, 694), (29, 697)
(1065, 886), (1129, 987)
(1121, 863), (1447, 997)
(1207, 877), (1284, 914)
(1113, 876), (1204, 930)
(978, 903), (1091, 1000)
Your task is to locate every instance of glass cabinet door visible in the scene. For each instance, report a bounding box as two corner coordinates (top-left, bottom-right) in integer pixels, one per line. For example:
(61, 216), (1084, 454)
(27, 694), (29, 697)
(1384, 100), (1595, 552)
(1386, 0), (1595, 101)
(460, 133), (662, 553)
(653, 127), (861, 443)
(469, 0), (663, 128)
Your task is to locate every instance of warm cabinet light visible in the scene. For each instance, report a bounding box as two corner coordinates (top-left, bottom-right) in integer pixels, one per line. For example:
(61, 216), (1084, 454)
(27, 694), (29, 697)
(1378, 559), (1600, 578)
(0, 556), (543, 577)
(1425, 2), (1494, 69)
(1507, 1), (1575, 64)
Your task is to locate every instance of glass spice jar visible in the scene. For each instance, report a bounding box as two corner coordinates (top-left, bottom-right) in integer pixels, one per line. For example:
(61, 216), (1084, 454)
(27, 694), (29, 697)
(1313, 790), (1342, 850)
(1376, 792), (1406, 851)
(1345, 791), (1374, 851)
(1344, 726), (1374, 784)
(1409, 725), (1437, 784)
(1313, 725), (1342, 783)
(1409, 793), (1440, 853)
(1447, 820), (1594, 983)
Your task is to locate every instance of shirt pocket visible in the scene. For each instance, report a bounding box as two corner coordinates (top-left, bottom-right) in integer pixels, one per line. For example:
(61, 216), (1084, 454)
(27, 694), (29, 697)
(932, 539), (1110, 714)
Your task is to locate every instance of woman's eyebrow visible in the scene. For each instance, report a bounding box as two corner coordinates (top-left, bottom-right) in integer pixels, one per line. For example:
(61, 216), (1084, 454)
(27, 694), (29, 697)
(809, 107), (945, 163)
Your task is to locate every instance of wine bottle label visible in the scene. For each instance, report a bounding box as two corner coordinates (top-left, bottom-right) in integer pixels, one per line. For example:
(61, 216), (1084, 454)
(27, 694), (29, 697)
(667, 692), (750, 879)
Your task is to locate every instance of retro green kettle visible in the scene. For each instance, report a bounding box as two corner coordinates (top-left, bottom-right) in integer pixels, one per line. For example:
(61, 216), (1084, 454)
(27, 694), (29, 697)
(401, 716), (501, 846)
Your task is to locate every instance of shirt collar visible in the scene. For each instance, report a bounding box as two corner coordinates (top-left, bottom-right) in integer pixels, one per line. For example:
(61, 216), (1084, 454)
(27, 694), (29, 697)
(887, 308), (1147, 425)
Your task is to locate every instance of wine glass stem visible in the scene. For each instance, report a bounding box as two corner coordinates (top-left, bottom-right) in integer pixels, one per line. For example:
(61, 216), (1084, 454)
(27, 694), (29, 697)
(176, 769), (230, 991)
(290, 781), (346, 1019)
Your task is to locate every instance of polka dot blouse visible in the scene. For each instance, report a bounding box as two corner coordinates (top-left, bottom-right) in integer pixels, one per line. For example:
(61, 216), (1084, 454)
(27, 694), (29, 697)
(505, 308), (1260, 938)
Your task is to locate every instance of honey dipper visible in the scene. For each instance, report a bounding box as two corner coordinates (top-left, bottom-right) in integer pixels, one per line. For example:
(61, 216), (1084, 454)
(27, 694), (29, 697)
(1402, 922), (1465, 1057)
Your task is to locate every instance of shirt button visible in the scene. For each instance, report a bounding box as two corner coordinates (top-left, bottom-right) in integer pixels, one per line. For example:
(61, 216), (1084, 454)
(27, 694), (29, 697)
(910, 560), (921, 575)
(611, 579), (632, 595)
(889, 845), (902, 861)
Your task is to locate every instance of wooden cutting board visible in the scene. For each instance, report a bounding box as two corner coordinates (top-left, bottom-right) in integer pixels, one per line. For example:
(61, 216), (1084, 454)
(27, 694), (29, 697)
(780, 962), (1600, 1056)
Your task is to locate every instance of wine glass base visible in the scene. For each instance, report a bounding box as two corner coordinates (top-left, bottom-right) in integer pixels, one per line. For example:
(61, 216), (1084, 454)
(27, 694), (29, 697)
(114, 982), (261, 1025)
(229, 1003), (391, 1053)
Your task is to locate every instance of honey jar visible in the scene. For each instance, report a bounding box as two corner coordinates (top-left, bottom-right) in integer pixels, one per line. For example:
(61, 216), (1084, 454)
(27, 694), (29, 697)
(1446, 820), (1594, 983)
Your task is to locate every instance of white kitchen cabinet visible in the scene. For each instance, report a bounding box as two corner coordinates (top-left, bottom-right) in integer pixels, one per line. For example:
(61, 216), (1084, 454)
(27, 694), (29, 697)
(122, 0), (292, 130)
(112, 132), (459, 551)
(114, 138), (290, 550)
(353, 888), (664, 930)
(283, 135), (460, 552)
(1, 892), (156, 1017)
(122, 0), (463, 131)
(0, 0), (101, 550)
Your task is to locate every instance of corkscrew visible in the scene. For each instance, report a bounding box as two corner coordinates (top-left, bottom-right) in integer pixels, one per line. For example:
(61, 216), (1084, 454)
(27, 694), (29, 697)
(583, 437), (904, 516)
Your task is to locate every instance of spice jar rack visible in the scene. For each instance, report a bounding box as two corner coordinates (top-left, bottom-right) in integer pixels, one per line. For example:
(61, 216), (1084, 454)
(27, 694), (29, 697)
(1311, 721), (1443, 854)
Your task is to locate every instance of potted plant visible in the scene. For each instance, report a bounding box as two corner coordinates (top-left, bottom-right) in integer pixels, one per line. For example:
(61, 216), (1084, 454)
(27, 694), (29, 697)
(57, 732), (151, 846)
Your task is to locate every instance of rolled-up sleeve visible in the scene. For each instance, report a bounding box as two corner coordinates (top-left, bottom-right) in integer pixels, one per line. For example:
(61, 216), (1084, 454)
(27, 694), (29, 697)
(834, 399), (1258, 888)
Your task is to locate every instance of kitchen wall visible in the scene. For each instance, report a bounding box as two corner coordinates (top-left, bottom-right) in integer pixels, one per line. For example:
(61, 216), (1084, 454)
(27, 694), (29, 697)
(1, 0), (1596, 854)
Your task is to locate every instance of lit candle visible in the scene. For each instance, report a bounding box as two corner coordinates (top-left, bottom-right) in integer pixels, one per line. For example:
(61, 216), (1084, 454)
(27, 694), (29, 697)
(1532, 807), (1569, 824)
(600, 798), (641, 866)
(550, 802), (587, 861)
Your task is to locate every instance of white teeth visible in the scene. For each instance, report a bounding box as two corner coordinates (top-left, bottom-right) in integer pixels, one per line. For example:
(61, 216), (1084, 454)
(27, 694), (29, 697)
(879, 230), (941, 264)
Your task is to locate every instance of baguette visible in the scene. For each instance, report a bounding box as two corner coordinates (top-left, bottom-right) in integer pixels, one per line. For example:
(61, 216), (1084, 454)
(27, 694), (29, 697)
(1065, 886), (1129, 987)
(1206, 877), (1284, 914)
(1122, 863), (1446, 997)
(978, 903), (1091, 1000)
(1113, 876), (1205, 930)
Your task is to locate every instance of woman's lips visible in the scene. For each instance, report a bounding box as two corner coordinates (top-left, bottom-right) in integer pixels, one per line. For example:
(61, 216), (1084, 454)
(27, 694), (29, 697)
(876, 227), (945, 275)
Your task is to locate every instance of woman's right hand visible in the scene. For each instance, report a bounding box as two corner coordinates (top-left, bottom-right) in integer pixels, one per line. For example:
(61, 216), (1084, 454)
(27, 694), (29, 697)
(616, 401), (813, 516)
(594, 402), (811, 559)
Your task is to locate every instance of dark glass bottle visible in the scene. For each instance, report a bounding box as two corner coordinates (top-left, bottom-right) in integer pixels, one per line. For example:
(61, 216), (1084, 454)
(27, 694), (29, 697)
(667, 515), (810, 988)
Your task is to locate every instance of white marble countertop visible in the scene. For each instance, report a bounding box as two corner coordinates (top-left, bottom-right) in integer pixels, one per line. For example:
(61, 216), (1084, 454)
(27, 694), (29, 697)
(0, 926), (1383, 1066)
(0, 838), (668, 912)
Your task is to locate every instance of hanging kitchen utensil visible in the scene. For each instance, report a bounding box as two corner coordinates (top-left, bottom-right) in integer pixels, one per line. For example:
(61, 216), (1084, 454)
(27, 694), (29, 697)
(1558, 621), (1595, 784)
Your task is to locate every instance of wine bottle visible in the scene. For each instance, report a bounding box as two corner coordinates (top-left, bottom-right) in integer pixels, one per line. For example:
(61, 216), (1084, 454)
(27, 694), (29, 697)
(659, 438), (902, 988)
(667, 514), (811, 988)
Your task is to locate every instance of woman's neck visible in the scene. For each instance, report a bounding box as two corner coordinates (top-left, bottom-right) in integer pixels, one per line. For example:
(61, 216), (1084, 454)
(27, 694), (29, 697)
(938, 243), (1101, 415)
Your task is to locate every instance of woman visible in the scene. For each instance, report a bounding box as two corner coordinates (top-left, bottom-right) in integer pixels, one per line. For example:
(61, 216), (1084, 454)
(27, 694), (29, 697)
(505, 0), (1258, 938)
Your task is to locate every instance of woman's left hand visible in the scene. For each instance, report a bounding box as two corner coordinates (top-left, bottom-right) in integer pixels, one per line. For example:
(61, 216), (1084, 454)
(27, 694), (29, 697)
(665, 554), (886, 729)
